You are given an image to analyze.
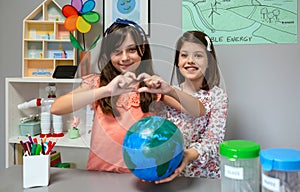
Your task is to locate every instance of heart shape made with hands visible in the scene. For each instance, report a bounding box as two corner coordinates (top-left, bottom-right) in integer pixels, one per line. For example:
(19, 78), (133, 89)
(138, 73), (162, 89)
(117, 72), (162, 91)
(117, 72), (143, 89)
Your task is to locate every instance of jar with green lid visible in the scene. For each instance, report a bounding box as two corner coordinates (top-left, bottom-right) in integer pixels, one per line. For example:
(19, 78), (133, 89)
(260, 148), (300, 192)
(219, 140), (261, 192)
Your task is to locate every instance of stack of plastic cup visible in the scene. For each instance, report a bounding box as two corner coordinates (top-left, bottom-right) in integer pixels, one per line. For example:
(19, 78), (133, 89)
(52, 114), (63, 137)
(40, 112), (51, 135)
(260, 148), (300, 192)
(219, 140), (260, 192)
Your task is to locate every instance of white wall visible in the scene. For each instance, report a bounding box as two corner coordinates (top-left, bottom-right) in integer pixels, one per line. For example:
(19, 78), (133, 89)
(1, 0), (300, 171)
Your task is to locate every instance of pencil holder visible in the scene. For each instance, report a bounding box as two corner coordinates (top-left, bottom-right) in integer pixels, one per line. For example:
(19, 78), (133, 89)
(23, 154), (50, 188)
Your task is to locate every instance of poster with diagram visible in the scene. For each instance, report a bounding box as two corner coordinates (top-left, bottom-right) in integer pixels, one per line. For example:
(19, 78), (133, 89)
(182, 0), (298, 44)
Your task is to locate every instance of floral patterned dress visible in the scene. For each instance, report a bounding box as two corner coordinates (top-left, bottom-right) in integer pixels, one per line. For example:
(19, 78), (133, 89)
(160, 85), (228, 179)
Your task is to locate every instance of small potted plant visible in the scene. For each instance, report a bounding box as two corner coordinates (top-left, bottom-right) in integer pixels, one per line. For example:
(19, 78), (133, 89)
(68, 116), (80, 139)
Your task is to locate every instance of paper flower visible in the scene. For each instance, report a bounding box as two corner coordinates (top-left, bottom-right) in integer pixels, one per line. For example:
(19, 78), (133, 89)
(72, 116), (80, 129)
(62, 0), (101, 51)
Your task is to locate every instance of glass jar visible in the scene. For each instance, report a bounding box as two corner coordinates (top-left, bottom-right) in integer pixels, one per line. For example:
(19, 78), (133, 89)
(260, 148), (300, 192)
(220, 140), (260, 192)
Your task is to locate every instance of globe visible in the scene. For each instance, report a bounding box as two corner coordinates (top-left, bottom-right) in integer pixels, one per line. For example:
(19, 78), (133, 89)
(122, 116), (184, 181)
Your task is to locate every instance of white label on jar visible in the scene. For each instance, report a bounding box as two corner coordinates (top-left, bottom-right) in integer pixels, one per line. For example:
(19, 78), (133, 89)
(262, 173), (280, 191)
(224, 165), (244, 180)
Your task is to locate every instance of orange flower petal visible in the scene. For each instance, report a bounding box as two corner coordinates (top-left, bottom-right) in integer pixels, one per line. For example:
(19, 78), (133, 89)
(64, 15), (78, 31)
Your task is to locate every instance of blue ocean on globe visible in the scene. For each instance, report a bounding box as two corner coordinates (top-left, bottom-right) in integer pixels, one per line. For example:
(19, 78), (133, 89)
(122, 116), (184, 181)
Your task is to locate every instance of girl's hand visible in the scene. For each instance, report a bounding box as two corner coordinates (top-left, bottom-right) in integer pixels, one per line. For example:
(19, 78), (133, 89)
(106, 72), (139, 96)
(137, 73), (173, 95)
(154, 148), (199, 184)
(153, 153), (189, 184)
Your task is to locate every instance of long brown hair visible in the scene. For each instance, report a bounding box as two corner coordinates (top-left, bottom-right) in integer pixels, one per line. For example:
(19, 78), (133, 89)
(97, 19), (157, 116)
(171, 31), (220, 90)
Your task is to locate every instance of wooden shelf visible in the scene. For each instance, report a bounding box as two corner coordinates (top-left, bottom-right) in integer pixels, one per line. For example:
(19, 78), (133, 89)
(22, 0), (77, 78)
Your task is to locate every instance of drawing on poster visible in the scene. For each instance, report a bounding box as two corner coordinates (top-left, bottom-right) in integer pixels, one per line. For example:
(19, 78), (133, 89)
(182, 0), (297, 44)
(104, 0), (150, 35)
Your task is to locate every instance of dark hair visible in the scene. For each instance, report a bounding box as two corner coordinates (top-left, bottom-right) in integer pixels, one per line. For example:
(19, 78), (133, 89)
(97, 19), (156, 116)
(171, 31), (220, 90)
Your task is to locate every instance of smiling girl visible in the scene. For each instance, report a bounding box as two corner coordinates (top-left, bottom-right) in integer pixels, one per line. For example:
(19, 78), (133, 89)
(50, 18), (160, 173)
(139, 31), (229, 183)
(166, 31), (228, 181)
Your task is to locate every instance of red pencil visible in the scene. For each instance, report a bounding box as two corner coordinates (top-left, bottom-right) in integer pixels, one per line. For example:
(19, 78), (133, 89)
(46, 139), (57, 155)
(33, 137), (38, 143)
(46, 140), (52, 155)
(18, 138), (28, 153)
(25, 141), (31, 156)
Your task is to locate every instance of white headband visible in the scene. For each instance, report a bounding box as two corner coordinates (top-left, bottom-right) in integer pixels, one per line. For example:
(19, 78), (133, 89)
(205, 36), (212, 51)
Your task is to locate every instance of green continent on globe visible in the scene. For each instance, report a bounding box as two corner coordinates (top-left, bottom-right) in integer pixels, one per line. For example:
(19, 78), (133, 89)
(122, 116), (184, 181)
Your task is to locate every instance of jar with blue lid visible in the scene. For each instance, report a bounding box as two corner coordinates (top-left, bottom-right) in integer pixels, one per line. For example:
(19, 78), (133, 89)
(260, 148), (300, 192)
(219, 140), (260, 192)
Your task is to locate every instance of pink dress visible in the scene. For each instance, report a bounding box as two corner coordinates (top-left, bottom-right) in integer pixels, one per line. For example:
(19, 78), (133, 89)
(82, 74), (160, 173)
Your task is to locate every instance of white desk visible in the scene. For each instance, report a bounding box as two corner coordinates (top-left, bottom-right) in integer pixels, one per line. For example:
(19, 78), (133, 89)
(0, 165), (221, 192)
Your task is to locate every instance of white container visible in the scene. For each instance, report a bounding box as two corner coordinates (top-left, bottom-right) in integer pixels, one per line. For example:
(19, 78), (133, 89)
(23, 154), (50, 188)
(220, 140), (260, 192)
(260, 148), (300, 192)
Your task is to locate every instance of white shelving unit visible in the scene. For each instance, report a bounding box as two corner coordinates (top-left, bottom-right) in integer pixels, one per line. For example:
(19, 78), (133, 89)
(5, 78), (91, 169)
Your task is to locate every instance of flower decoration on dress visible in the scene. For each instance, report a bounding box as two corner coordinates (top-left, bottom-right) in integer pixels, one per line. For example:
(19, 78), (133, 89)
(62, 0), (101, 51)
